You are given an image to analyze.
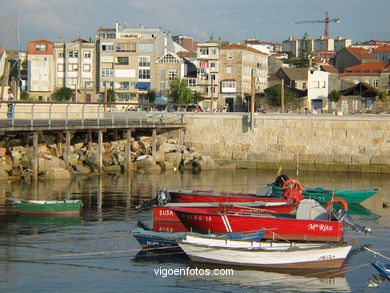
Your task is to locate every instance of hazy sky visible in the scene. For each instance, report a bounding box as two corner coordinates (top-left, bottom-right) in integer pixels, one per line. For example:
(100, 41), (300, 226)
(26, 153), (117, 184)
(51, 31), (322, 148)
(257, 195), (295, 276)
(0, 0), (389, 50)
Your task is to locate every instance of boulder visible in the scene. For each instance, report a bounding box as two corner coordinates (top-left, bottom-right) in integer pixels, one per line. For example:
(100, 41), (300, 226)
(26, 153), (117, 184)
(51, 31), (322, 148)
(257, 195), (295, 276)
(158, 143), (177, 153)
(164, 152), (182, 169)
(0, 167), (9, 179)
(193, 155), (216, 170)
(0, 158), (13, 172)
(158, 161), (174, 170)
(74, 164), (92, 175)
(105, 165), (122, 173)
(0, 147), (6, 157)
(64, 154), (80, 166)
(136, 155), (157, 169)
(44, 167), (71, 180)
(85, 151), (100, 169)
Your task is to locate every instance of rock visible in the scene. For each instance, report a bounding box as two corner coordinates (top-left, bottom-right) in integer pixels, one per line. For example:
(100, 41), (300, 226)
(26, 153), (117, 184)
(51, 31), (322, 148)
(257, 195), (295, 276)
(136, 155), (157, 169)
(85, 151), (100, 169)
(64, 154), (79, 166)
(48, 144), (60, 157)
(145, 164), (161, 172)
(102, 152), (113, 166)
(193, 155), (216, 170)
(383, 202), (390, 208)
(155, 150), (165, 163)
(0, 158), (13, 172)
(0, 167), (9, 179)
(74, 142), (84, 150)
(105, 165), (122, 173)
(11, 150), (23, 167)
(159, 161), (174, 170)
(164, 152), (182, 169)
(158, 143), (177, 153)
(38, 145), (51, 155)
(0, 147), (6, 157)
(44, 167), (71, 180)
(74, 164), (92, 175)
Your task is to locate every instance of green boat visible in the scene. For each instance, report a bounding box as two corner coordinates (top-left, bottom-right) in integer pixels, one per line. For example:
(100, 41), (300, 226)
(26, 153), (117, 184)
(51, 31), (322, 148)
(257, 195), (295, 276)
(269, 183), (380, 205)
(9, 198), (83, 216)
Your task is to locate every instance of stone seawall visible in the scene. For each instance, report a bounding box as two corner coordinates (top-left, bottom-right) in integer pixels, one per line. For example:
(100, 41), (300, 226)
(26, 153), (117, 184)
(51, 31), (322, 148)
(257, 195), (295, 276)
(184, 113), (390, 173)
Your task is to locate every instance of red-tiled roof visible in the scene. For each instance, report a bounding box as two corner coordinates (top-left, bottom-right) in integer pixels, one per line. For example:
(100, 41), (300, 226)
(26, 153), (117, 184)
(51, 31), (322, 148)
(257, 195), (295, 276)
(222, 44), (268, 55)
(30, 39), (53, 44)
(373, 46), (390, 52)
(343, 62), (389, 75)
(346, 47), (376, 60)
(320, 65), (338, 74)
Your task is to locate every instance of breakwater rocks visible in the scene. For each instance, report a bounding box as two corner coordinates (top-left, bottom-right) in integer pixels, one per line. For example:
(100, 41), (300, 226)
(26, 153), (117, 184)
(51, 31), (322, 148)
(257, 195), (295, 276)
(0, 134), (233, 180)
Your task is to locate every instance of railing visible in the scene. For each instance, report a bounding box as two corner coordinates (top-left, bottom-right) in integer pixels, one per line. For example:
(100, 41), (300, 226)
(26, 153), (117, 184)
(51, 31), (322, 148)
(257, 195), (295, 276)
(0, 102), (187, 130)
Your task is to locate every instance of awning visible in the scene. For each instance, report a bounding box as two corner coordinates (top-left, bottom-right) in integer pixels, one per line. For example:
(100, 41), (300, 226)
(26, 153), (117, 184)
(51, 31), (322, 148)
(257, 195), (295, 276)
(136, 82), (150, 89)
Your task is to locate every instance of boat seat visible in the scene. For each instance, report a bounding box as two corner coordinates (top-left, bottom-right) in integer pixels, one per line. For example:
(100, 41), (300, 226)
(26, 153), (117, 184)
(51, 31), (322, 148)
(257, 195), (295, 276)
(296, 199), (329, 221)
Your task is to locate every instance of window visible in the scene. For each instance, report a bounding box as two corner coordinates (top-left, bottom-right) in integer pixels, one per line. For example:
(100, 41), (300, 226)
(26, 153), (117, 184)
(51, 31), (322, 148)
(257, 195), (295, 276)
(68, 51), (78, 58)
(187, 78), (196, 87)
(222, 81), (236, 89)
(67, 77), (77, 86)
(227, 52), (233, 60)
(84, 51), (91, 59)
(322, 81), (326, 88)
(138, 43), (153, 52)
(35, 43), (47, 51)
(139, 56), (150, 67)
(56, 78), (63, 87)
(226, 66), (233, 73)
(138, 69), (150, 79)
(115, 43), (136, 52)
(200, 48), (209, 56)
(372, 80), (379, 88)
(168, 70), (178, 80)
(101, 68), (114, 77)
(302, 83), (307, 90)
(83, 64), (91, 72)
(159, 54), (180, 63)
(116, 57), (129, 65)
(210, 62), (216, 69)
(58, 51), (64, 58)
(68, 64), (78, 71)
(119, 81), (130, 90)
(210, 48), (217, 55)
(57, 64), (64, 72)
(102, 44), (114, 51)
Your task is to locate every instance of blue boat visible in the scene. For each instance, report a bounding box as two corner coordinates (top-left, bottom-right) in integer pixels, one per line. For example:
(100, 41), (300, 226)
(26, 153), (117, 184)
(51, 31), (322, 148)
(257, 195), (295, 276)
(372, 263), (390, 281)
(130, 226), (264, 251)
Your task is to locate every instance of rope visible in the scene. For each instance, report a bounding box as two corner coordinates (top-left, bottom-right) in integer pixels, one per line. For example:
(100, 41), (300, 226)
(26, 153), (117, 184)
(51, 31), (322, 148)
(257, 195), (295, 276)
(364, 246), (390, 261)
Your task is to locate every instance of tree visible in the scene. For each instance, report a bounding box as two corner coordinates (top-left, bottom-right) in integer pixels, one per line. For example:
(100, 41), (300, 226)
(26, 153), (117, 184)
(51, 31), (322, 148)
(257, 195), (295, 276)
(20, 91), (30, 101)
(192, 91), (204, 104)
(167, 78), (194, 104)
(53, 87), (73, 102)
(145, 90), (157, 103)
(377, 91), (388, 101)
(107, 89), (116, 103)
(264, 85), (296, 107)
(299, 32), (312, 59)
(328, 90), (341, 102)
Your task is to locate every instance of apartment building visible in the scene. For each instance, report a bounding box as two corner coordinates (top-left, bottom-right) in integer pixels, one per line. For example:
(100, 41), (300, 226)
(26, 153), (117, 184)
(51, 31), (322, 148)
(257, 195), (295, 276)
(27, 40), (55, 100)
(219, 44), (268, 111)
(96, 24), (182, 102)
(53, 39), (96, 102)
(334, 37), (352, 52)
(195, 42), (220, 109)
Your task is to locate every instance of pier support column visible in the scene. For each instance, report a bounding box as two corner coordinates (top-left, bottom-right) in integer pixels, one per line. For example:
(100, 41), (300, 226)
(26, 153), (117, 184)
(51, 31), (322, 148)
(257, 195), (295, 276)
(125, 129), (132, 172)
(65, 131), (71, 157)
(32, 131), (38, 180)
(152, 129), (157, 160)
(178, 129), (185, 145)
(87, 130), (93, 150)
(98, 130), (103, 172)
(57, 133), (63, 156)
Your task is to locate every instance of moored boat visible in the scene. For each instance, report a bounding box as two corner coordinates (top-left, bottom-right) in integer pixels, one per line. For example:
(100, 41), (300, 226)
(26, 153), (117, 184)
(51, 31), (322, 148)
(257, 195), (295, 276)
(131, 226), (264, 251)
(172, 199), (369, 242)
(153, 201), (297, 222)
(372, 263), (390, 281)
(178, 234), (353, 269)
(8, 198), (83, 216)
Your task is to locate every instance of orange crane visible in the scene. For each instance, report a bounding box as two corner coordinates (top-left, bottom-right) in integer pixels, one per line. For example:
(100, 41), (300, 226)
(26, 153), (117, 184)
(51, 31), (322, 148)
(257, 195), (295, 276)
(295, 12), (340, 39)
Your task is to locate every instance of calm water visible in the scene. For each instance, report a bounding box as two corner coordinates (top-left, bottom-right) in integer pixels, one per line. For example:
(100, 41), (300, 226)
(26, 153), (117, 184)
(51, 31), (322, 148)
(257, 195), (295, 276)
(0, 169), (389, 292)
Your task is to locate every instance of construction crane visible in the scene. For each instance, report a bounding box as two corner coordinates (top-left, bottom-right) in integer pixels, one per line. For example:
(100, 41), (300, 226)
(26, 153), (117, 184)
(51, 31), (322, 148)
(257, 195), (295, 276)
(295, 12), (340, 39)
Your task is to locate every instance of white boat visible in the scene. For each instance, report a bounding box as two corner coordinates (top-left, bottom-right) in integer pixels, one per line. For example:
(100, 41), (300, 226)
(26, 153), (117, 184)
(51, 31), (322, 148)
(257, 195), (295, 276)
(178, 235), (352, 269)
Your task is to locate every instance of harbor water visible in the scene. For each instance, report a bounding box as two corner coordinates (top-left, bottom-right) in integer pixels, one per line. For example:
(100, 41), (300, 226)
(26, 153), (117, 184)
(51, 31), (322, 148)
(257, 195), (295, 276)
(0, 169), (389, 292)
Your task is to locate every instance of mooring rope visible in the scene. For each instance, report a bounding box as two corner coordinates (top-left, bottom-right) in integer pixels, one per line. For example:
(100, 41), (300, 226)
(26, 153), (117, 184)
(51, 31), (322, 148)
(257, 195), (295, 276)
(364, 246), (390, 261)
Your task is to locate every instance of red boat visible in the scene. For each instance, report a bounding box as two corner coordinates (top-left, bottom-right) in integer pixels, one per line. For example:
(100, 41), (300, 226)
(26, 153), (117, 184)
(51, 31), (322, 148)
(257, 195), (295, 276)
(153, 201), (297, 222)
(172, 199), (348, 242)
(164, 189), (290, 204)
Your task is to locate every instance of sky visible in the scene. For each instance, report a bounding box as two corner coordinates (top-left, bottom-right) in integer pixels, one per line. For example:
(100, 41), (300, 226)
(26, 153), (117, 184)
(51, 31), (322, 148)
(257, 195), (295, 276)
(0, 0), (389, 50)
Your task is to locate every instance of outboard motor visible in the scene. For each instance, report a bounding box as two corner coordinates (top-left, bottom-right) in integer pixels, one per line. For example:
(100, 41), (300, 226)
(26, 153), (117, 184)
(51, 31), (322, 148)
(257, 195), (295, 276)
(336, 209), (371, 234)
(157, 189), (171, 206)
(273, 174), (290, 187)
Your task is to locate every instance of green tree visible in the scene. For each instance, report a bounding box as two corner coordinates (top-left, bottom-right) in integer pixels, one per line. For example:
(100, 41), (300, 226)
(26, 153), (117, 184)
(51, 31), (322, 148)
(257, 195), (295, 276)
(328, 90), (341, 102)
(145, 90), (157, 103)
(53, 87), (73, 102)
(299, 32), (312, 59)
(167, 78), (194, 104)
(192, 91), (204, 104)
(107, 89), (116, 103)
(264, 85), (296, 107)
(378, 91), (388, 101)
(20, 91), (30, 101)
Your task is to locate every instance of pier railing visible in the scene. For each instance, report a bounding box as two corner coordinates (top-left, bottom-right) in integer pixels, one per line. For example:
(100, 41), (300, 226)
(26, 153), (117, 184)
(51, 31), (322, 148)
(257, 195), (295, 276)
(0, 102), (186, 130)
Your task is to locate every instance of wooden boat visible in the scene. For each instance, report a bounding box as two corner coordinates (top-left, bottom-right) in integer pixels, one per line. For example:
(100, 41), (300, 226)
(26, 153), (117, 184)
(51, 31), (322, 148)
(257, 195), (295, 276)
(178, 235), (352, 269)
(153, 201), (297, 222)
(269, 184), (379, 204)
(9, 198), (83, 216)
(372, 263), (390, 281)
(172, 199), (369, 242)
(131, 226), (264, 251)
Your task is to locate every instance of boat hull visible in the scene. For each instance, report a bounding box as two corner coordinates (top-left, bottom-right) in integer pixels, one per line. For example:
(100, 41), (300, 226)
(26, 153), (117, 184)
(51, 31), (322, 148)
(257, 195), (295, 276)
(14, 200), (82, 216)
(172, 207), (343, 242)
(179, 235), (352, 269)
(153, 203), (296, 222)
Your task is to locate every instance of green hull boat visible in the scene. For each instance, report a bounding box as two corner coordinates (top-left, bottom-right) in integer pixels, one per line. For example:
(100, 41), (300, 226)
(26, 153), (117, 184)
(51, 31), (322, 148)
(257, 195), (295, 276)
(10, 198), (83, 216)
(269, 184), (379, 205)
